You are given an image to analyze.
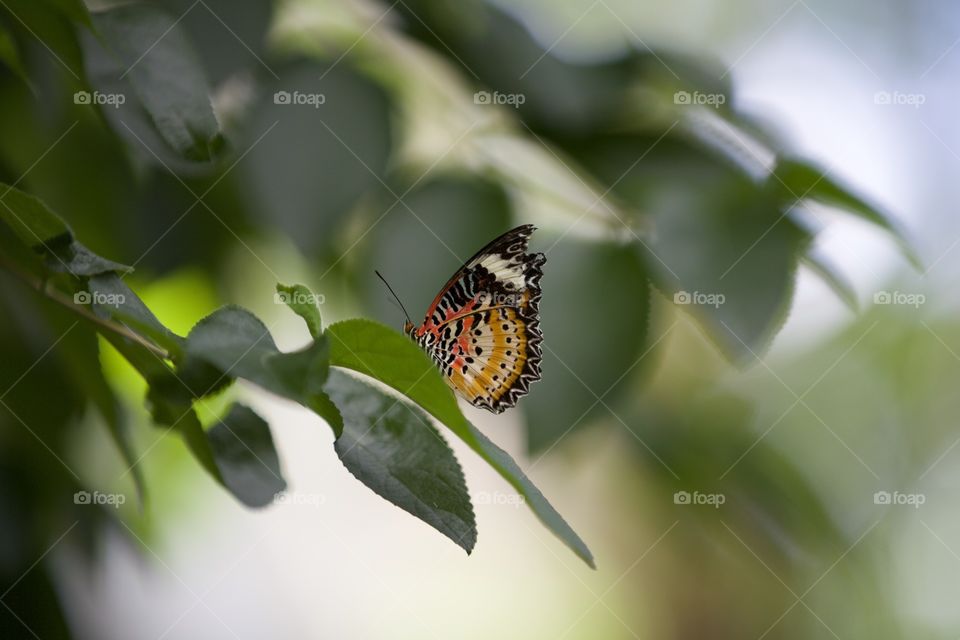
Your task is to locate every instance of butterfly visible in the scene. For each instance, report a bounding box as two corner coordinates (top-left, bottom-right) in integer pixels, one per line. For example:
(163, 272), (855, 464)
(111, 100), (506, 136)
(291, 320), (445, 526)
(378, 225), (545, 414)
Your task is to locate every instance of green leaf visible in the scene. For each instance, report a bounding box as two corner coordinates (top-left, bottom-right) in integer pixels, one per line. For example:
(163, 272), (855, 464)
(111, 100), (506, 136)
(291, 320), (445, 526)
(325, 370), (476, 552)
(0, 182), (71, 248)
(0, 183), (131, 276)
(0, 25), (31, 87)
(207, 404), (286, 508)
(801, 251), (858, 312)
(100, 332), (222, 484)
(276, 282), (323, 339)
(771, 158), (922, 270)
(182, 306), (342, 433)
(38, 0), (93, 29)
(524, 239), (650, 453)
(326, 319), (595, 568)
(92, 3), (224, 161)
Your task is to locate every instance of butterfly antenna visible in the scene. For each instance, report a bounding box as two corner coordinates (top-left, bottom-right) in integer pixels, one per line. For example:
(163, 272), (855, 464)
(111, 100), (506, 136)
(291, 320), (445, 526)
(375, 270), (413, 325)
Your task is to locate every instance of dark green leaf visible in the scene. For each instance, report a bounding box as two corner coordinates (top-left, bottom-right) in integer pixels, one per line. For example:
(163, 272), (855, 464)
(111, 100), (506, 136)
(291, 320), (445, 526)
(241, 60), (391, 256)
(207, 404), (286, 508)
(326, 319), (595, 568)
(0, 182), (71, 248)
(0, 25), (30, 87)
(92, 3), (224, 161)
(326, 370), (476, 552)
(38, 0), (92, 29)
(524, 239), (650, 453)
(276, 282), (323, 339)
(182, 306), (341, 432)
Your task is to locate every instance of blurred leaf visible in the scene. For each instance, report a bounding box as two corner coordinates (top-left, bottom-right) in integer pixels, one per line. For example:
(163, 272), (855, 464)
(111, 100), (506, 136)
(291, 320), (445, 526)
(524, 238), (650, 453)
(276, 282), (322, 339)
(326, 319), (595, 568)
(240, 60), (392, 256)
(574, 135), (808, 362)
(101, 332), (222, 484)
(38, 0), (92, 29)
(158, 0), (273, 85)
(207, 403), (286, 508)
(0, 0), (84, 78)
(363, 176), (512, 327)
(325, 369), (476, 552)
(0, 182), (71, 247)
(770, 158), (921, 269)
(801, 251), (858, 312)
(92, 3), (224, 161)
(0, 24), (30, 87)
(0, 183), (131, 277)
(59, 325), (147, 504)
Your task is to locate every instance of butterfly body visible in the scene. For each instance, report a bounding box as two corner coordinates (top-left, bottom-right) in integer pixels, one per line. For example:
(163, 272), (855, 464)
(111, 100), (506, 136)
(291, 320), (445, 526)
(404, 225), (545, 414)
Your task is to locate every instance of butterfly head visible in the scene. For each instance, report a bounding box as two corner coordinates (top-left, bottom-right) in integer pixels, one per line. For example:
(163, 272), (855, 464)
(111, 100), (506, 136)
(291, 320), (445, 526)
(403, 320), (415, 337)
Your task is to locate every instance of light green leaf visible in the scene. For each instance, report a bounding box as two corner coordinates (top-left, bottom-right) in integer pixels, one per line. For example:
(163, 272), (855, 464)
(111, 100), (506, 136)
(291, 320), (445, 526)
(276, 282), (323, 339)
(326, 319), (595, 568)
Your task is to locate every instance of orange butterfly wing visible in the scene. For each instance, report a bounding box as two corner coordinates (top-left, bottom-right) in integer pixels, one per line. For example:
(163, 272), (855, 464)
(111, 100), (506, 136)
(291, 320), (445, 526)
(409, 225), (545, 413)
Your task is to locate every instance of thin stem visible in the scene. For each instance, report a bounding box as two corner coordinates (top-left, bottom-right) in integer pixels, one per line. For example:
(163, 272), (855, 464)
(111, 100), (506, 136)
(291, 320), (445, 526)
(0, 256), (171, 360)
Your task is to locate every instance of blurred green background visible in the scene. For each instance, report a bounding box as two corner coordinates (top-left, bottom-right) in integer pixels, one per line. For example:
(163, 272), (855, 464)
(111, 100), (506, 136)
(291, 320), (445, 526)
(1, 0), (957, 638)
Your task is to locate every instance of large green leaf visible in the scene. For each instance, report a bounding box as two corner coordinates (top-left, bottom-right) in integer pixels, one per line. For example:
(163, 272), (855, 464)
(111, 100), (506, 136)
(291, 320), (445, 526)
(91, 3), (224, 161)
(326, 319), (595, 568)
(326, 370), (476, 552)
(208, 404), (286, 508)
